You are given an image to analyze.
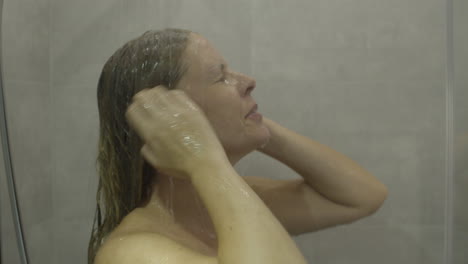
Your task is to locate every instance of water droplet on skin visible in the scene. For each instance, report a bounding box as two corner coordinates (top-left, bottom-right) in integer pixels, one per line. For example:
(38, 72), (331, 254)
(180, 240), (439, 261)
(239, 188), (250, 197)
(168, 176), (174, 217)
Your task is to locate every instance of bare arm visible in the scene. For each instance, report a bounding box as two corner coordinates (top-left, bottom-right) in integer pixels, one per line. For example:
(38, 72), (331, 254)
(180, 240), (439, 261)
(95, 160), (308, 264)
(105, 87), (308, 264)
(189, 161), (308, 264)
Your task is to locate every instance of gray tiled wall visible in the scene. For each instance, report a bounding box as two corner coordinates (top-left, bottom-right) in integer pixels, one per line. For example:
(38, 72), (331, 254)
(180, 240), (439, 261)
(1, 0), (52, 263)
(453, 0), (468, 263)
(0, 0), (465, 264)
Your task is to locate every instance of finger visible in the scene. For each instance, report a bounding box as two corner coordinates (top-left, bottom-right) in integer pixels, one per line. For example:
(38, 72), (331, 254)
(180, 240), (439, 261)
(132, 85), (166, 103)
(170, 89), (201, 111)
(146, 89), (171, 111)
(166, 89), (188, 106)
(132, 88), (151, 103)
(170, 89), (189, 101)
(125, 103), (153, 141)
(151, 85), (169, 93)
(140, 144), (159, 168)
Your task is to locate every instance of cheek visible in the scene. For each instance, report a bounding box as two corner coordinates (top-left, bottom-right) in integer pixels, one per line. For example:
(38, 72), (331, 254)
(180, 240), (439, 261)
(207, 100), (242, 129)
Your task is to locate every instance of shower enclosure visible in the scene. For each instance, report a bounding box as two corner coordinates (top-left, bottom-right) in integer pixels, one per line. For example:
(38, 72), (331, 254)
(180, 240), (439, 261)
(1, 0), (466, 263)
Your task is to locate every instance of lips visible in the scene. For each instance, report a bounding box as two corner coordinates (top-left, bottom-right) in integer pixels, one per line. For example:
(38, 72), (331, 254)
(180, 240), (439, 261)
(245, 104), (258, 117)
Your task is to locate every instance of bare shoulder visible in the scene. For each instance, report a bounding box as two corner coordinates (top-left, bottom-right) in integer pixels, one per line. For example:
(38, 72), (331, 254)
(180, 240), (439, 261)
(95, 232), (218, 264)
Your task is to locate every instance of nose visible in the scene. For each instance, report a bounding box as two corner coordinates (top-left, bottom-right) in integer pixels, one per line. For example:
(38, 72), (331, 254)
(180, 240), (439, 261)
(238, 73), (256, 96)
(246, 78), (256, 96)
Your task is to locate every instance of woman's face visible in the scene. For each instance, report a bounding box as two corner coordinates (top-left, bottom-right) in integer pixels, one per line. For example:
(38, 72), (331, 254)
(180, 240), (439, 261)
(175, 33), (270, 164)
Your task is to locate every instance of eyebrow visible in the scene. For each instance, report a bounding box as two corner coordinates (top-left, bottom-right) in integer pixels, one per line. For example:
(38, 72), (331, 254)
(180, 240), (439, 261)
(208, 63), (226, 76)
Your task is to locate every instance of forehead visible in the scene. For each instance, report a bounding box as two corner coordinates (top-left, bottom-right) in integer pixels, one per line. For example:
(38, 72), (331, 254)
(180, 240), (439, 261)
(183, 33), (224, 74)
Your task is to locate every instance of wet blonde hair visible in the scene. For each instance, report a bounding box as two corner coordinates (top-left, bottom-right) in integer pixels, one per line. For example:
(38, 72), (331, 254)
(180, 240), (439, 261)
(88, 28), (191, 264)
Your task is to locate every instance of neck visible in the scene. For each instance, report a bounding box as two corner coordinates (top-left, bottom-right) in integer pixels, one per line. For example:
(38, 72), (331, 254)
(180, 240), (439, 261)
(145, 149), (241, 209)
(143, 172), (195, 218)
(141, 171), (217, 237)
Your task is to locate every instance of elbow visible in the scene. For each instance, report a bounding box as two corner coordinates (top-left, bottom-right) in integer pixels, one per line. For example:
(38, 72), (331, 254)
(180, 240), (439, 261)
(355, 185), (388, 216)
(366, 188), (389, 215)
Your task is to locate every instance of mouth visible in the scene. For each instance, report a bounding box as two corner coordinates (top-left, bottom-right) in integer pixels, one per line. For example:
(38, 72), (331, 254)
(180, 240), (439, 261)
(245, 104), (258, 118)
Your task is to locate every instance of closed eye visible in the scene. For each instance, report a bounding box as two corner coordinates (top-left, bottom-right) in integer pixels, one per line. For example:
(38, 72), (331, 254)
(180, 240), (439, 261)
(217, 75), (226, 83)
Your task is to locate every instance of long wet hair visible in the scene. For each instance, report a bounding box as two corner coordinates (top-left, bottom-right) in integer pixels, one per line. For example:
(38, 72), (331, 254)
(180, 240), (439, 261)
(87, 28), (192, 264)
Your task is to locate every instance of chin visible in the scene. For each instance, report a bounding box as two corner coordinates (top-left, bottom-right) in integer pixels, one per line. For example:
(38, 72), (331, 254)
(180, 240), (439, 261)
(223, 130), (270, 162)
(249, 125), (271, 150)
(258, 122), (271, 140)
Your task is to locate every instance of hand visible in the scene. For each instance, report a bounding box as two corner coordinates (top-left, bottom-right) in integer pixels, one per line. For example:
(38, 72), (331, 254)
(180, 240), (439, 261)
(256, 116), (275, 154)
(125, 85), (228, 180)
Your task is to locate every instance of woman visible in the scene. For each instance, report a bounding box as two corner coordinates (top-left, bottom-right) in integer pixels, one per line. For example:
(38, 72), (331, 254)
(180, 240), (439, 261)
(89, 28), (388, 264)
